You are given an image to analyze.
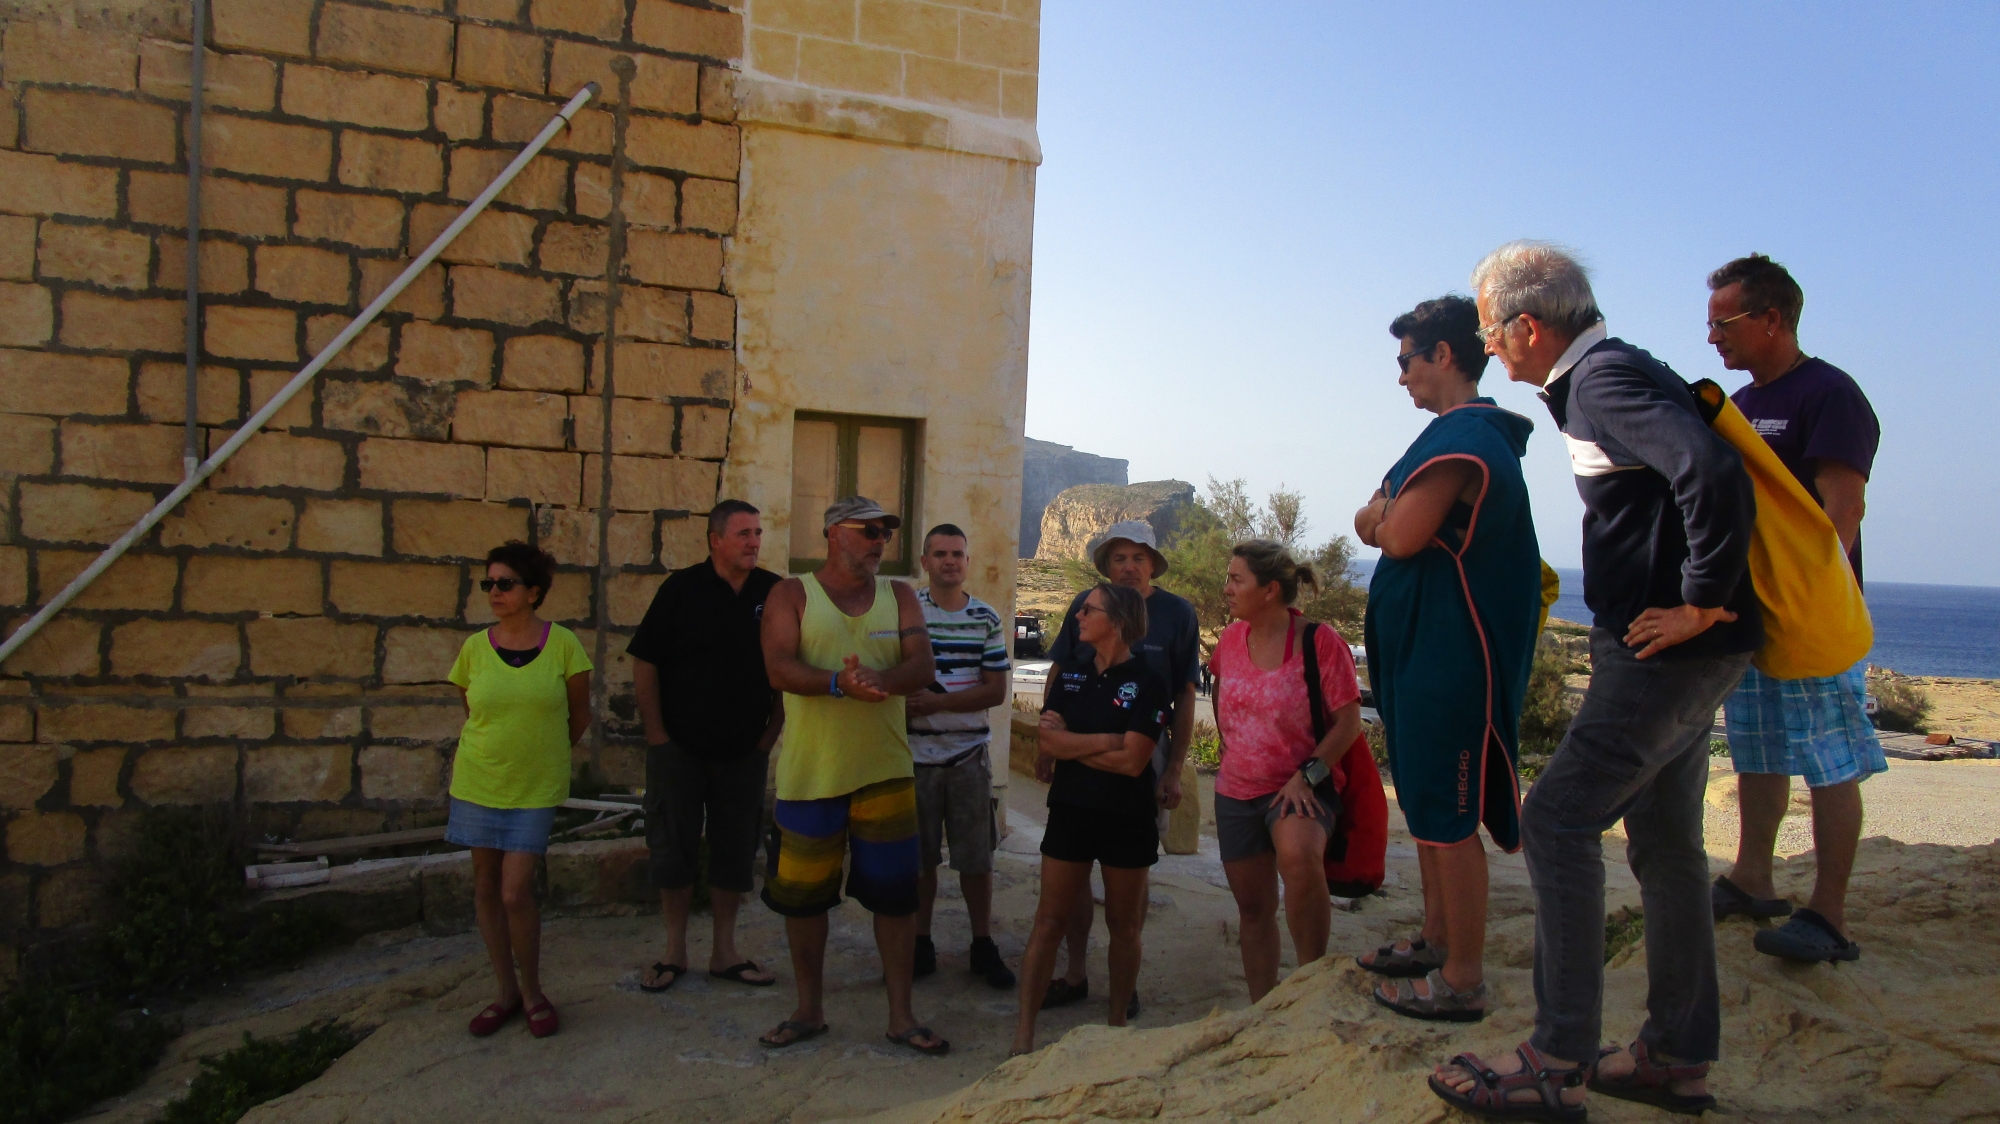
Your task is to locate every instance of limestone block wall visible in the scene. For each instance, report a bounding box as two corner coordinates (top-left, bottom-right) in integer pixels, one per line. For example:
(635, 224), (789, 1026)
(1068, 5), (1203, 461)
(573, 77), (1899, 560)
(0, 0), (747, 967)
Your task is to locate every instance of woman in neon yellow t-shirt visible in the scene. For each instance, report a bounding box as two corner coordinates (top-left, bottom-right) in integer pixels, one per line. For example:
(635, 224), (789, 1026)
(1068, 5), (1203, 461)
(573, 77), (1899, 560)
(447, 541), (593, 1040)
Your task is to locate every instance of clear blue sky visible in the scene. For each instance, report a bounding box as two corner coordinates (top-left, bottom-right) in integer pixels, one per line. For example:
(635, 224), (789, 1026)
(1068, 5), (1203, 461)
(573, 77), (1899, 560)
(1021, 2), (2000, 587)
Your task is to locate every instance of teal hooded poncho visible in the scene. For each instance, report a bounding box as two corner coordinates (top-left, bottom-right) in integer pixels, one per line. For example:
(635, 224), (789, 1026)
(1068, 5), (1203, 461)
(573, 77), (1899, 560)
(1364, 399), (1541, 850)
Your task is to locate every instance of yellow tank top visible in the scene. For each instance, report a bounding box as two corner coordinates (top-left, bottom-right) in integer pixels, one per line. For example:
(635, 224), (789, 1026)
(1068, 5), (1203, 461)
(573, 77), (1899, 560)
(776, 572), (912, 800)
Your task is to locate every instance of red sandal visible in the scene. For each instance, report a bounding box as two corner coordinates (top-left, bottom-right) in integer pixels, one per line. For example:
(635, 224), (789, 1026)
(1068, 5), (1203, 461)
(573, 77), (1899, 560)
(468, 998), (522, 1037)
(525, 999), (560, 1039)
(1589, 1040), (1716, 1115)
(1427, 1042), (1589, 1122)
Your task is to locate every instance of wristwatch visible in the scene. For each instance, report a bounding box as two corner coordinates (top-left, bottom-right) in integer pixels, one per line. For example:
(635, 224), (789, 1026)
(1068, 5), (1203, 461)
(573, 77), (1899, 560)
(828, 670), (845, 699)
(1299, 757), (1331, 788)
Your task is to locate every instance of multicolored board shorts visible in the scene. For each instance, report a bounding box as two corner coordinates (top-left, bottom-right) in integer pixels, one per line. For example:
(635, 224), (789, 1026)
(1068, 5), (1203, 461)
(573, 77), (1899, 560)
(760, 776), (920, 918)
(1724, 660), (1888, 788)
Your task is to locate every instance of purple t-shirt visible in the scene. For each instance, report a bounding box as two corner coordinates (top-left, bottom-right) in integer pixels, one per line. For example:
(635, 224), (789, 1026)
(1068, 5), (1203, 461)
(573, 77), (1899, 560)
(1731, 357), (1879, 585)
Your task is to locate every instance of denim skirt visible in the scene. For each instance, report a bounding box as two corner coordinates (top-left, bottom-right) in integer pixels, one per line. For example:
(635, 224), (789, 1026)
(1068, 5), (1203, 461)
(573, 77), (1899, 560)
(445, 797), (558, 855)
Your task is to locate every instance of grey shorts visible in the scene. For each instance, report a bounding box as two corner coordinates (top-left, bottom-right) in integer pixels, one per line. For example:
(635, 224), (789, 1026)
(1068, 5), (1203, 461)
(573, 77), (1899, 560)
(644, 741), (768, 893)
(912, 747), (997, 874)
(1215, 788), (1335, 864)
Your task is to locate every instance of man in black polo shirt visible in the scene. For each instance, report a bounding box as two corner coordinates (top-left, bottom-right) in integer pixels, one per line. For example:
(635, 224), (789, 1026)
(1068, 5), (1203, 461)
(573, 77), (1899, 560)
(629, 499), (783, 992)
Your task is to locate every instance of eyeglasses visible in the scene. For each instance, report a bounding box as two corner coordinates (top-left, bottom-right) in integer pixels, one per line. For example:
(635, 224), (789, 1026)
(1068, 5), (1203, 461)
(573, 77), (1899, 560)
(837, 522), (894, 541)
(1706, 310), (1756, 333)
(1475, 314), (1524, 343)
(478, 578), (522, 592)
(1075, 603), (1103, 618)
(1396, 343), (1436, 373)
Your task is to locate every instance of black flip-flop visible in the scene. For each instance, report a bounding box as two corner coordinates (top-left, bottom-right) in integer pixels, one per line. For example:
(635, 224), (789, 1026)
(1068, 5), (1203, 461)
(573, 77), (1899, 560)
(886, 1025), (950, 1056)
(710, 960), (776, 987)
(639, 962), (685, 993)
(1711, 876), (1793, 922)
(759, 1020), (829, 1049)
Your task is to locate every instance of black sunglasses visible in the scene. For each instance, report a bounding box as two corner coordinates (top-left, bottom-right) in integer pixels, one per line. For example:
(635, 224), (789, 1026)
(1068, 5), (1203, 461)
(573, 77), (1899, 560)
(837, 522), (895, 541)
(1396, 343), (1436, 373)
(479, 578), (524, 592)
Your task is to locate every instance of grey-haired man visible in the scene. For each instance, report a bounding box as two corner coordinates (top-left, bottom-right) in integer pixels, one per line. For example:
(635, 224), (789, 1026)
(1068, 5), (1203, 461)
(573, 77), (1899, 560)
(1430, 242), (1759, 1119)
(1039, 520), (1199, 1017)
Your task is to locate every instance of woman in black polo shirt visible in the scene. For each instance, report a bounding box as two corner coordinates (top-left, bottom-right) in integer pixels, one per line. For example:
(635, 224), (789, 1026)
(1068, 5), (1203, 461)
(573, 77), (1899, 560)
(1011, 582), (1168, 1056)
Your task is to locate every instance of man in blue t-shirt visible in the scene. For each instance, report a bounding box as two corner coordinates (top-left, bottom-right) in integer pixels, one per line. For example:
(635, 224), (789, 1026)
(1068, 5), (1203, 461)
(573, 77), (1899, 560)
(1039, 519), (1199, 1016)
(1707, 254), (1885, 964)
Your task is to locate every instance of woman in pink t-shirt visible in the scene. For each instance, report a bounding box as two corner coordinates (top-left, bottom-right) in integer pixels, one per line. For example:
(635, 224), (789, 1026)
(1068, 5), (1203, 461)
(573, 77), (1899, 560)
(1210, 541), (1362, 1001)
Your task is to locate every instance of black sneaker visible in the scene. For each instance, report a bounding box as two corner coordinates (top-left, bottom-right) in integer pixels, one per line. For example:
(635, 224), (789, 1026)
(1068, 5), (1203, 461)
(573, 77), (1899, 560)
(969, 937), (1015, 990)
(913, 935), (937, 979)
(1126, 994), (1140, 1020)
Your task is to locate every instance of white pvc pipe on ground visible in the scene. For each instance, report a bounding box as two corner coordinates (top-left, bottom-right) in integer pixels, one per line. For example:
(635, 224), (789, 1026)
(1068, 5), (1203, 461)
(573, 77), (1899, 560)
(0, 83), (601, 667)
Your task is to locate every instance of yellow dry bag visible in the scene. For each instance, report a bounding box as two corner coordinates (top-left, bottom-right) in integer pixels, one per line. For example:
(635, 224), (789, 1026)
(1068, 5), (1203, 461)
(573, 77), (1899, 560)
(1690, 379), (1872, 679)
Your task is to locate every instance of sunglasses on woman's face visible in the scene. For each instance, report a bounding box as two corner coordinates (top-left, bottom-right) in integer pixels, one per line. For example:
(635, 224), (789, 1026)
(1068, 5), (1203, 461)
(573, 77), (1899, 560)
(479, 578), (523, 592)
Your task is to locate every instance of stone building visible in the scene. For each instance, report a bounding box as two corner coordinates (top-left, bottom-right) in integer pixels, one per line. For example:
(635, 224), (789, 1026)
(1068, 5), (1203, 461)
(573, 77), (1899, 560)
(0, 0), (1039, 973)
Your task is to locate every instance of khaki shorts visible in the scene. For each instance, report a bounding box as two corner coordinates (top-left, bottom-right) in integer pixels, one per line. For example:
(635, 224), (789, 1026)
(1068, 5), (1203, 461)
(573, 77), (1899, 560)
(912, 747), (997, 874)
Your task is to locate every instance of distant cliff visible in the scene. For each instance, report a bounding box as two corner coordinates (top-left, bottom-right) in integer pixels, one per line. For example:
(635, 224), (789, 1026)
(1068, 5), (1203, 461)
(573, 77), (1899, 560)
(1035, 480), (1196, 563)
(1019, 438), (1128, 557)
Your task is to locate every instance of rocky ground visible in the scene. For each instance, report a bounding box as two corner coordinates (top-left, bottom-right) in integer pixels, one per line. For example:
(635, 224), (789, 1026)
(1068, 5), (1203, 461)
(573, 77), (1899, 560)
(79, 755), (2000, 1124)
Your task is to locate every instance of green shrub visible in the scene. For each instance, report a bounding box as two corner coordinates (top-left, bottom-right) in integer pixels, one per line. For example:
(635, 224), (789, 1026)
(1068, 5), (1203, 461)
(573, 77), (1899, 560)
(1188, 721), (1221, 773)
(161, 1021), (365, 1124)
(1519, 642), (1580, 759)
(1869, 670), (1931, 733)
(0, 976), (173, 1124)
(1361, 720), (1387, 770)
(97, 808), (342, 995)
(1710, 738), (1731, 757)
(1604, 907), (1645, 963)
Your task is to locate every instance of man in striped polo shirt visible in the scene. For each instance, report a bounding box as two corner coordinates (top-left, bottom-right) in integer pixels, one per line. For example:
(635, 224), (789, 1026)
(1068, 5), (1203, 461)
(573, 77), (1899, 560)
(905, 523), (1017, 989)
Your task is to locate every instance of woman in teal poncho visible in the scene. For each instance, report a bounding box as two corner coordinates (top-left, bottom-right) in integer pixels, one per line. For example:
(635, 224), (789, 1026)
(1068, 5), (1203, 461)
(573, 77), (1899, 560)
(1353, 296), (1542, 1024)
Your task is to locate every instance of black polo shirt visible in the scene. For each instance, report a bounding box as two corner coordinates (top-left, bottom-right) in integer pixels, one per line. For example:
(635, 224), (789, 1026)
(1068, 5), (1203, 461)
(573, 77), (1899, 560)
(626, 561), (782, 755)
(1042, 655), (1168, 820)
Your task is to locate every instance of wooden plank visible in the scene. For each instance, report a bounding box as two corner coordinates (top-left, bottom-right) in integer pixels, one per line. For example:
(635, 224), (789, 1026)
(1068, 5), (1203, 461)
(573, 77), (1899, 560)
(255, 825), (448, 856)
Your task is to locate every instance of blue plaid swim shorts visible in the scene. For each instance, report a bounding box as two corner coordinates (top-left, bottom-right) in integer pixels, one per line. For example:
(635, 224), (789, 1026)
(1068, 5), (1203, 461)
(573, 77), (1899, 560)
(1724, 661), (1888, 788)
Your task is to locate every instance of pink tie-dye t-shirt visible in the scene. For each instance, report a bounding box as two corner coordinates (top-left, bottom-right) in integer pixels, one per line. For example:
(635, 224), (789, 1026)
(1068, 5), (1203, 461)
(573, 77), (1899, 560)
(1210, 613), (1361, 801)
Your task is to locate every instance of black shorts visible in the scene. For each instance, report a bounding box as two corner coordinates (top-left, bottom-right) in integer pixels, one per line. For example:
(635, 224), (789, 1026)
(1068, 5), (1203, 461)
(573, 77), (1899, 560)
(643, 741), (768, 893)
(1040, 801), (1158, 870)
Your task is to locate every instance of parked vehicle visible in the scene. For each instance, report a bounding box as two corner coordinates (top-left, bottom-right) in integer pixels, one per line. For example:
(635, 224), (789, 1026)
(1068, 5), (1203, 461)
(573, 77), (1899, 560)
(1014, 615), (1046, 659)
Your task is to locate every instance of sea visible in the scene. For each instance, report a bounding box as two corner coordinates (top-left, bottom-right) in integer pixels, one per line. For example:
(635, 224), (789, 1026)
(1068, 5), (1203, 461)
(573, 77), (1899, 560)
(1349, 562), (2000, 680)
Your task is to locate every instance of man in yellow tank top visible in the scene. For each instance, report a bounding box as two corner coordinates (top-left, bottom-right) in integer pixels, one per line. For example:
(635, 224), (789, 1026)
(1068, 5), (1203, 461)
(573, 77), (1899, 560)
(757, 497), (948, 1055)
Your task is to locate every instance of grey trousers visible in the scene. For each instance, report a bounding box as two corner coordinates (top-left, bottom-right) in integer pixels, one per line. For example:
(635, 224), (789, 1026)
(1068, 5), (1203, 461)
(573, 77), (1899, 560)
(1521, 628), (1750, 1064)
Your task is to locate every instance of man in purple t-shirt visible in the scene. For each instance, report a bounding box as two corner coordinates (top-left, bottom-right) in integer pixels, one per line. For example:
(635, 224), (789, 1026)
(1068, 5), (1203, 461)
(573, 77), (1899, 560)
(1705, 254), (1885, 965)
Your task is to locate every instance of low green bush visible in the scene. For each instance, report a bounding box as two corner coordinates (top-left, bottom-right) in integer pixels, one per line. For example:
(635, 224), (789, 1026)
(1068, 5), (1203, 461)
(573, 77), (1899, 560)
(0, 977), (173, 1124)
(1604, 907), (1645, 964)
(161, 1021), (365, 1124)
(1519, 643), (1580, 759)
(1187, 721), (1221, 773)
(98, 808), (342, 994)
(1869, 671), (1931, 733)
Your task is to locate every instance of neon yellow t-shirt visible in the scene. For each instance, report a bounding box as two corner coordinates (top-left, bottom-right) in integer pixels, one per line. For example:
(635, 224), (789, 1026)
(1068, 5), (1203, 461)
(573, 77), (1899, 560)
(448, 624), (593, 809)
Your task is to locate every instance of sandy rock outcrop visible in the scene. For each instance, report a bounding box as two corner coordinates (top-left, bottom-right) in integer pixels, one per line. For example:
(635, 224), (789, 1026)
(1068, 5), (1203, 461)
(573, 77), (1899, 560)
(1020, 439), (1129, 558)
(1035, 480), (1195, 564)
(873, 837), (2000, 1124)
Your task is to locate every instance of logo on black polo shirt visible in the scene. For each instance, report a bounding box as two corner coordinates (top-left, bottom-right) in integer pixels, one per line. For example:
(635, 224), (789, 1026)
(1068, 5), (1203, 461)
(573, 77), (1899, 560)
(1114, 680), (1138, 709)
(753, 604), (765, 621)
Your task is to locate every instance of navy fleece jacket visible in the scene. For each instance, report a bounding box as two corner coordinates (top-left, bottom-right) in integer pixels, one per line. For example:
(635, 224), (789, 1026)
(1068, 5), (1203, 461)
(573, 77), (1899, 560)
(1540, 336), (1763, 659)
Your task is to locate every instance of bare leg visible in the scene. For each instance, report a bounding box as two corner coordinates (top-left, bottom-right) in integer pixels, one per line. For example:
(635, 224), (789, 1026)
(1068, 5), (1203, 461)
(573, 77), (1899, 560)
(708, 889), (770, 980)
(1418, 841), (1445, 946)
(875, 910), (933, 1039)
(1727, 772), (1791, 899)
(1223, 851), (1281, 1001)
(1804, 781), (1862, 936)
(644, 885), (692, 989)
(499, 852), (545, 1008)
(472, 849), (521, 1006)
(916, 864), (940, 938)
(1013, 857), (1092, 1054)
(1271, 815), (1331, 970)
(775, 913), (828, 1033)
(1059, 875), (1091, 986)
(963, 870), (994, 939)
(1410, 835), (1487, 996)
(1101, 865), (1149, 1026)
